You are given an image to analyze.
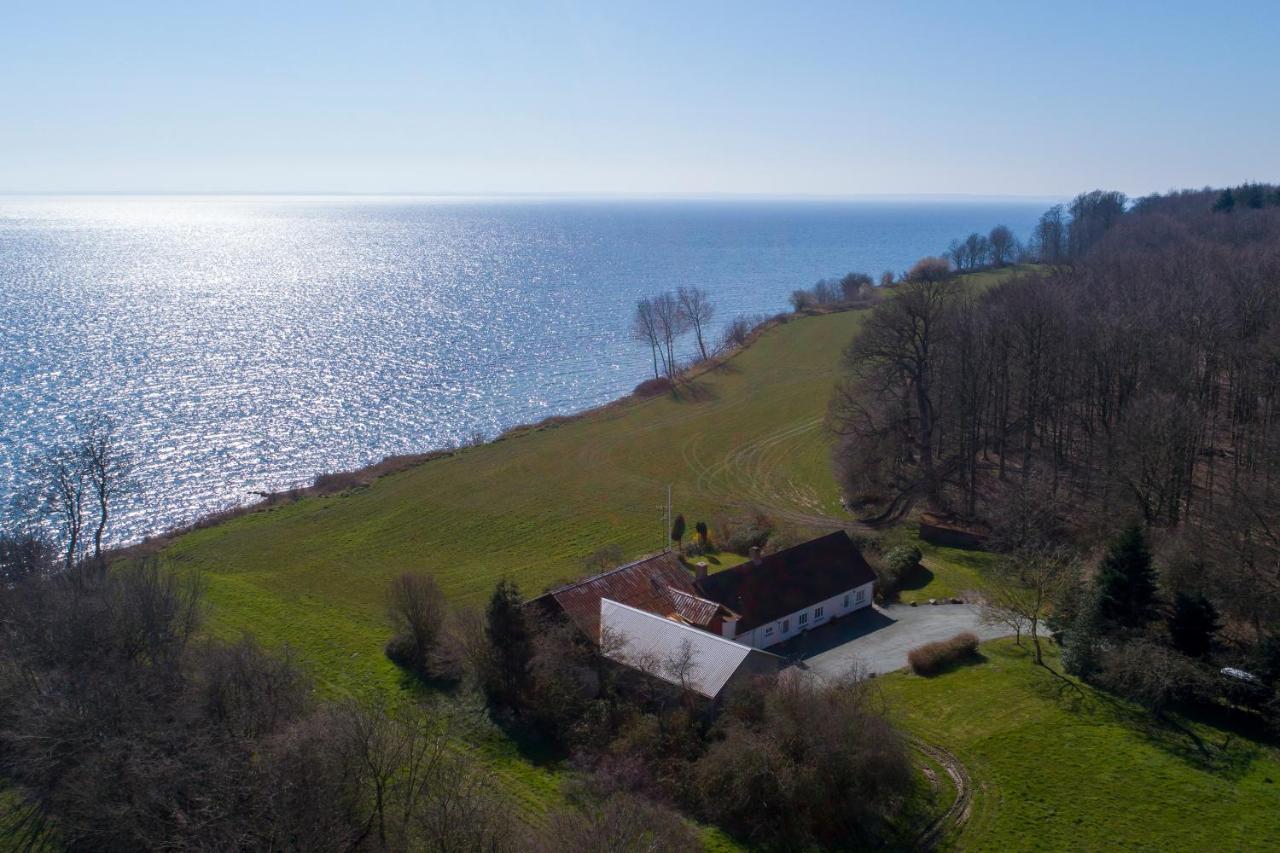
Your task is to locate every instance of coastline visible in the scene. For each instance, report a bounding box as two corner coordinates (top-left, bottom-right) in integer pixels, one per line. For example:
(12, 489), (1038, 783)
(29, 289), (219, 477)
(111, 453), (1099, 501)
(110, 300), (868, 564)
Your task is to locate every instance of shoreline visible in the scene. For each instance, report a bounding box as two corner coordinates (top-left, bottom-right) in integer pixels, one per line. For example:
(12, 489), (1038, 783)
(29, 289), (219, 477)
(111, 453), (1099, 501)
(110, 300), (869, 563)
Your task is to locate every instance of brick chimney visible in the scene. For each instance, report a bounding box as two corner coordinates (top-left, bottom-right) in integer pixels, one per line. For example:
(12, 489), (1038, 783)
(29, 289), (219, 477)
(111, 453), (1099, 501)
(695, 560), (708, 580)
(749, 546), (762, 566)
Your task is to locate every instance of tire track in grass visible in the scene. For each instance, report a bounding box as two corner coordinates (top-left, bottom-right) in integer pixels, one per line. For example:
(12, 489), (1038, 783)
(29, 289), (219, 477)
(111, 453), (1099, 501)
(910, 737), (974, 850)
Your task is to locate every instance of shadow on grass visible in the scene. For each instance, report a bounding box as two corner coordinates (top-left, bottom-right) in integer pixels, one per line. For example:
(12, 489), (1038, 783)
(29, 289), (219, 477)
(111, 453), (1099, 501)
(673, 379), (720, 403)
(1022, 657), (1272, 780)
(896, 563), (936, 593)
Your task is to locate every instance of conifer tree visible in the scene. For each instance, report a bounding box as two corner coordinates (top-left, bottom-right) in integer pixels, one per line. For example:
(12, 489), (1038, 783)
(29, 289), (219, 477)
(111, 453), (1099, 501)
(1096, 525), (1159, 629)
(485, 578), (531, 708)
(670, 514), (686, 548)
(1212, 188), (1235, 211)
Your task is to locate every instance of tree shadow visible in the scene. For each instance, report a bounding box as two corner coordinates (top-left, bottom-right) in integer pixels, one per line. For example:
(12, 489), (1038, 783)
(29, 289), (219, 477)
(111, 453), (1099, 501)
(896, 563), (936, 593)
(672, 379), (720, 403)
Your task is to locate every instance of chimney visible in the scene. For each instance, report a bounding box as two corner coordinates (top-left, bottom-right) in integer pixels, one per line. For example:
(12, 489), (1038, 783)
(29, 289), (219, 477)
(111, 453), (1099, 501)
(749, 546), (762, 566)
(695, 560), (708, 581)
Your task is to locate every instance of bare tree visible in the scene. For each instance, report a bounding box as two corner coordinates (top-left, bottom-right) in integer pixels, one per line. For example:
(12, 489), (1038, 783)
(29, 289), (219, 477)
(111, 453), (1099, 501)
(38, 445), (89, 571)
(677, 286), (715, 361)
(632, 297), (665, 380)
(988, 224), (1016, 266)
(386, 572), (447, 675)
(651, 291), (686, 382)
(981, 548), (1074, 666)
(79, 414), (134, 567)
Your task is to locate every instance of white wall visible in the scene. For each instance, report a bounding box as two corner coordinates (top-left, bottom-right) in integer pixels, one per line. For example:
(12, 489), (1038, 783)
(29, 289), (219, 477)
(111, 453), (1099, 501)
(734, 580), (874, 649)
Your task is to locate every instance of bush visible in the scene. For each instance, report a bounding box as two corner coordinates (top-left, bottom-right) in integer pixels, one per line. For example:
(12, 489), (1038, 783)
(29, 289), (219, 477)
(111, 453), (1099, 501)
(876, 545), (922, 595)
(633, 377), (672, 397)
(908, 632), (979, 675)
(714, 511), (775, 555)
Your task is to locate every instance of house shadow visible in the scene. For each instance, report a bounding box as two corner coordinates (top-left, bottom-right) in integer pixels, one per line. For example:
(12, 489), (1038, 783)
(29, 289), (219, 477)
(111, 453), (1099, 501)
(774, 606), (898, 661)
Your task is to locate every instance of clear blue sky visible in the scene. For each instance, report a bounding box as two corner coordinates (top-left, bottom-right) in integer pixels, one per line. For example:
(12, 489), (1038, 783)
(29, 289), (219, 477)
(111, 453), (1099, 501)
(2, 1), (1276, 196)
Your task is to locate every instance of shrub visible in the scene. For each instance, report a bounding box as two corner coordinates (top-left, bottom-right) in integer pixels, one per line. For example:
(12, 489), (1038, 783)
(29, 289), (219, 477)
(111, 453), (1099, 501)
(876, 545), (922, 595)
(384, 572), (456, 680)
(633, 377), (672, 397)
(907, 632), (979, 675)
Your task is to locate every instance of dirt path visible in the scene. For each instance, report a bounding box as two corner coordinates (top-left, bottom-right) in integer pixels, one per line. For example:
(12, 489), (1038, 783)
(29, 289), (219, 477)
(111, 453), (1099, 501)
(910, 736), (974, 850)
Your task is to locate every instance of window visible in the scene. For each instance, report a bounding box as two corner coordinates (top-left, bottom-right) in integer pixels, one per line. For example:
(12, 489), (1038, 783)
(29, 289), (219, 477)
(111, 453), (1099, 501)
(764, 626), (774, 637)
(781, 618), (790, 633)
(855, 588), (866, 604)
(798, 612), (808, 626)
(843, 594), (850, 608)
(815, 606), (824, 619)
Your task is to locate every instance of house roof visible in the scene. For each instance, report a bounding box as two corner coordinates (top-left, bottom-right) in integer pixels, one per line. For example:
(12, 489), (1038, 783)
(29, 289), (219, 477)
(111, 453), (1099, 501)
(667, 587), (722, 627)
(695, 531), (876, 632)
(600, 599), (779, 699)
(531, 552), (704, 641)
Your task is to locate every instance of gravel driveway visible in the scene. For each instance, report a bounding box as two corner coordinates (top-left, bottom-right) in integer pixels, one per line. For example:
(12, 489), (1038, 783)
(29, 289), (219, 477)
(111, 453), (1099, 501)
(771, 602), (1015, 679)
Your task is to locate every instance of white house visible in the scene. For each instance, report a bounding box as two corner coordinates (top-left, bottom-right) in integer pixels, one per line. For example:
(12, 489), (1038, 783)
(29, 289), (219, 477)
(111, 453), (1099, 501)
(692, 531), (876, 650)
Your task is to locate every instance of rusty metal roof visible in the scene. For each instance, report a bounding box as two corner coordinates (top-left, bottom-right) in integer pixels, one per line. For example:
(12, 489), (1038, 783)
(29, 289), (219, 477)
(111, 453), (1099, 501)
(667, 587), (723, 627)
(534, 551), (700, 641)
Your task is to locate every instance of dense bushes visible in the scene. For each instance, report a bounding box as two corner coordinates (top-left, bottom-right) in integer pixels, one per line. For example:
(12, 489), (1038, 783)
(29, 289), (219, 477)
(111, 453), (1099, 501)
(908, 632), (980, 675)
(694, 675), (912, 848)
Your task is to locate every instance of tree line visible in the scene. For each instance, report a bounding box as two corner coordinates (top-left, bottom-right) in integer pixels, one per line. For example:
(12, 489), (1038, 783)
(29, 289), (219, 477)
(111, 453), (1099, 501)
(831, 184), (1280, 721)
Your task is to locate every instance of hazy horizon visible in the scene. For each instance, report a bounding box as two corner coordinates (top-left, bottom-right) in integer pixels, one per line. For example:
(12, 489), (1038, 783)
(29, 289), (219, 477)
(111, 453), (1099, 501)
(3, 2), (1276, 197)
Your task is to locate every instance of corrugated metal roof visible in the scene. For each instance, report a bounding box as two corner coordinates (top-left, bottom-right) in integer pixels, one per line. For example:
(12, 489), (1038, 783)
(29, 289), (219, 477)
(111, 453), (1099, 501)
(667, 587), (722, 627)
(601, 598), (768, 699)
(535, 552), (700, 641)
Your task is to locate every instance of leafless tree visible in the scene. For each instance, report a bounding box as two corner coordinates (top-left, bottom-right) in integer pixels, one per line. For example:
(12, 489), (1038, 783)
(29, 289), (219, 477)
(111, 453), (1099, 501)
(386, 571), (447, 674)
(980, 548), (1074, 665)
(988, 224), (1016, 266)
(37, 445), (89, 570)
(677, 286), (715, 361)
(631, 297), (665, 380)
(79, 414), (134, 567)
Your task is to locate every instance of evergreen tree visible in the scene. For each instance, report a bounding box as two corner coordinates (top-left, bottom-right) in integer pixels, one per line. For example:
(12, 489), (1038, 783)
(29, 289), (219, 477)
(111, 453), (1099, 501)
(1168, 592), (1219, 658)
(695, 520), (709, 548)
(670, 513), (687, 548)
(1212, 188), (1235, 212)
(1096, 525), (1159, 629)
(484, 578), (531, 708)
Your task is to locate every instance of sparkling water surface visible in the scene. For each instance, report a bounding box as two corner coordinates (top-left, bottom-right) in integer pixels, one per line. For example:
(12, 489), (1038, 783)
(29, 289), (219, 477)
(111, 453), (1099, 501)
(0, 196), (1045, 541)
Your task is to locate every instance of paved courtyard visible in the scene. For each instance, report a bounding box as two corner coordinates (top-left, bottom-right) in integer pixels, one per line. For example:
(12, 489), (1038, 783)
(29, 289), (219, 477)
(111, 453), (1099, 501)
(771, 602), (1016, 679)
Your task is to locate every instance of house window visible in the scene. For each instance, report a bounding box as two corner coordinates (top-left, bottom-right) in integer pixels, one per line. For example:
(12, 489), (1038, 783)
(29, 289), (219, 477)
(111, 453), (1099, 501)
(798, 612), (808, 626)
(781, 618), (790, 632)
(843, 594), (850, 608)
(764, 626), (774, 637)
(856, 589), (866, 604)
(815, 606), (824, 619)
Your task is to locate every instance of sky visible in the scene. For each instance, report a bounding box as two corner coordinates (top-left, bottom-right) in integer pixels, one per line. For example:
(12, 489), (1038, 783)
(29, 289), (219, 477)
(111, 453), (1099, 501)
(2, 1), (1277, 197)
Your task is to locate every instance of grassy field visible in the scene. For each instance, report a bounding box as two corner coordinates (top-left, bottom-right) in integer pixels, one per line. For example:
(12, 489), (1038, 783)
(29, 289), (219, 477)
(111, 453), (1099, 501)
(149, 265), (1280, 850)
(879, 640), (1280, 850)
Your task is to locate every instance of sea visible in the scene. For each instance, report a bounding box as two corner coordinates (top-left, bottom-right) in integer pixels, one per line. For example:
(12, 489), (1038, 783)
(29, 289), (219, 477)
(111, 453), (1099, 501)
(0, 195), (1048, 542)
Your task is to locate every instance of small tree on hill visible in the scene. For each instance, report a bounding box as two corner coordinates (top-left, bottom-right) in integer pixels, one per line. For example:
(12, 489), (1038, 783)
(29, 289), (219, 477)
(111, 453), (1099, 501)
(1096, 525), (1159, 630)
(385, 572), (447, 676)
(670, 514), (686, 549)
(1168, 592), (1219, 658)
(1213, 188), (1235, 212)
(694, 520), (709, 549)
(484, 579), (531, 709)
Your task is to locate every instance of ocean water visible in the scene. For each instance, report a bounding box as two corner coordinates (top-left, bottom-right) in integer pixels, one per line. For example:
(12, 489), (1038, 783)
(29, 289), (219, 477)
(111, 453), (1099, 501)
(0, 195), (1046, 541)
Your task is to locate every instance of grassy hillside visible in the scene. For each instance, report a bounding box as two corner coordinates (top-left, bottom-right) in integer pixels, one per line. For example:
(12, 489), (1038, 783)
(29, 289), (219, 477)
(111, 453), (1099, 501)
(155, 265), (1279, 850)
(880, 640), (1280, 850)
(165, 306), (874, 695)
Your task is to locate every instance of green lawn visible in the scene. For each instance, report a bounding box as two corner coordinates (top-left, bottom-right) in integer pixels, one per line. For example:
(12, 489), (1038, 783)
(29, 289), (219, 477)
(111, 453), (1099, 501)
(879, 640), (1280, 851)
(143, 265), (1280, 850)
